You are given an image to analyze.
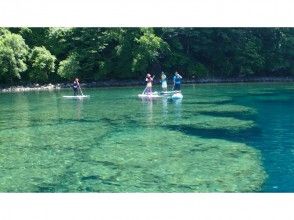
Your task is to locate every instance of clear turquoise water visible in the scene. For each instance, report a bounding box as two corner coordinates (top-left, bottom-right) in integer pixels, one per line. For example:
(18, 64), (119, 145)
(0, 83), (293, 192)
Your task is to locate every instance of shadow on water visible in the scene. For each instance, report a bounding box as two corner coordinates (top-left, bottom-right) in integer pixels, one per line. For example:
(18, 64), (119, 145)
(184, 100), (232, 105)
(164, 124), (262, 143)
(163, 96), (262, 143)
(199, 111), (257, 121)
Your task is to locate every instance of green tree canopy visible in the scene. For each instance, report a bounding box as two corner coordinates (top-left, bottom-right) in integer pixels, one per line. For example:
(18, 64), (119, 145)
(0, 29), (29, 84)
(0, 27), (293, 85)
(57, 53), (81, 80)
(29, 46), (56, 83)
(131, 28), (169, 73)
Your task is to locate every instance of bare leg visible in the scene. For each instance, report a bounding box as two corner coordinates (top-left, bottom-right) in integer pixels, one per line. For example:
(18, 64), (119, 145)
(149, 87), (152, 94)
(146, 87), (151, 94)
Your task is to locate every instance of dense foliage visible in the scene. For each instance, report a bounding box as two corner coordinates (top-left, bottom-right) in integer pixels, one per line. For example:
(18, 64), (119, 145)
(29, 46), (56, 83)
(0, 27), (293, 85)
(0, 28), (29, 84)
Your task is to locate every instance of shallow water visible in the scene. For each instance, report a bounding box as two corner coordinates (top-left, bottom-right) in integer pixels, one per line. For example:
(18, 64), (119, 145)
(0, 83), (293, 192)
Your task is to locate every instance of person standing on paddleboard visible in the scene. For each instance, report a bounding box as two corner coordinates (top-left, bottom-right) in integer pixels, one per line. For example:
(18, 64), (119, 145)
(72, 78), (80, 96)
(145, 73), (155, 94)
(160, 72), (167, 92)
(173, 71), (182, 92)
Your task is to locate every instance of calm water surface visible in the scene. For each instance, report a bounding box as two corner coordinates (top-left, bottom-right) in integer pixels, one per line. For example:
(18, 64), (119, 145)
(0, 83), (293, 192)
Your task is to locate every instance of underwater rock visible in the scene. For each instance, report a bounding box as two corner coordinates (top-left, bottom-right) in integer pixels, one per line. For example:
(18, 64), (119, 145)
(88, 128), (266, 192)
(195, 104), (257, 115)
(0, 120), (112, 192)
(0, 147), (76, 192)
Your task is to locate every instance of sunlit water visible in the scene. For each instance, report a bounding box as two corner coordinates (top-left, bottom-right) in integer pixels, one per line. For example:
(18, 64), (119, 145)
(0, 83), (293, 192)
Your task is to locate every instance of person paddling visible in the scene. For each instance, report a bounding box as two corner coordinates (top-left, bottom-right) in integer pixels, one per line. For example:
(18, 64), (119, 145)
(173, 71), (182, 92)
(145, 73), (155, 94)
(72, 78), (80, 96)
(160, 72), (168, 92)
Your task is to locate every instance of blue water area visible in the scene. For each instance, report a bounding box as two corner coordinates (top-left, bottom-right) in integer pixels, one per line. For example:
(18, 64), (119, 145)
(235, 85), (294, 192)
(0, 83), (293, 192)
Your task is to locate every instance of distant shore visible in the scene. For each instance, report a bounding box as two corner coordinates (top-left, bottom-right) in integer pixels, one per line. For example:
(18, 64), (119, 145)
(1, 77), (294, 93)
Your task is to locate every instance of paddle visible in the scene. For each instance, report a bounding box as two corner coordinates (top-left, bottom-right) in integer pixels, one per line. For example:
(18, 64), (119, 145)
(79, 86), (84, 96)
(142, 86), (147, 94)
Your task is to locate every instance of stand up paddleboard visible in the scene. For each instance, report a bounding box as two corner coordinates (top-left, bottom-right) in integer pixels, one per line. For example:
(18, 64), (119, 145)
(160, 91), (176, 95)
(63, 95), (90, 99)
(138, 91), (162, 98)
(138, 94), (162, 98)
(171, 92), (183, 99)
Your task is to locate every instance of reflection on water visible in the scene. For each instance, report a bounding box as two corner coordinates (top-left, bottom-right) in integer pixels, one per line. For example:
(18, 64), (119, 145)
(162, 98), (168, 119)
(74, 99), (85, 120)
(140, 98), (154, 124)
(173, 98), (182, 118)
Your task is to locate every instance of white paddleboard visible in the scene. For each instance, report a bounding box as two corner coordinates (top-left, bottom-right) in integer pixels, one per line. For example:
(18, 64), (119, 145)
(160, 91), (176, 95)
(138, 92), (161, 98)
(63, 95), (90, 99)
(138, 91), (162, 98)
(172, 93), (183, 99)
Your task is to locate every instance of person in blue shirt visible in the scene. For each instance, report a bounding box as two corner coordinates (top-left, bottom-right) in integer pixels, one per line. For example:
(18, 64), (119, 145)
(173, 71), (182, 91)
(72, 78), (80, 96)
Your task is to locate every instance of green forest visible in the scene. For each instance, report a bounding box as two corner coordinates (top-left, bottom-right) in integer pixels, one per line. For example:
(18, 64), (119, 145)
(0, 27), (293, 85)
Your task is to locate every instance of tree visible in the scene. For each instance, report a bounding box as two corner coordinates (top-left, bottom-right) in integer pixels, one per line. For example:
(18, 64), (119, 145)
(0, 30), (29, 84)
(281, 28), (294, 75)
(12, 27), (49, 48)
(29, 46), (56, 83)
(110, 28), (141, 78)
(46, 28), (74, 60)
(109, 28), (169, 79)
(69, 28), (110, 80)
(57, 53), (81, 80)
(1, 27), (293, 85)
(131, 28), (169, 73)
(233, 30), (265, 76)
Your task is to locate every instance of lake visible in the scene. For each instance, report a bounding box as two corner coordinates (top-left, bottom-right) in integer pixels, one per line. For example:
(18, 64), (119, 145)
(0, 83), (293, 192)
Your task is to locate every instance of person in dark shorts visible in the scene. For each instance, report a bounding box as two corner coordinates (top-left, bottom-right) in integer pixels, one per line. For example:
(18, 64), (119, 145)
(72, 78), (80, 96)
(145, 73), (155, 94)
(173, 71), (182, 91)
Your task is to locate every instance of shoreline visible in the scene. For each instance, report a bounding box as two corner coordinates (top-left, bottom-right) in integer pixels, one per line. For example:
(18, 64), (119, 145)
(1, 77), (294, 93)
